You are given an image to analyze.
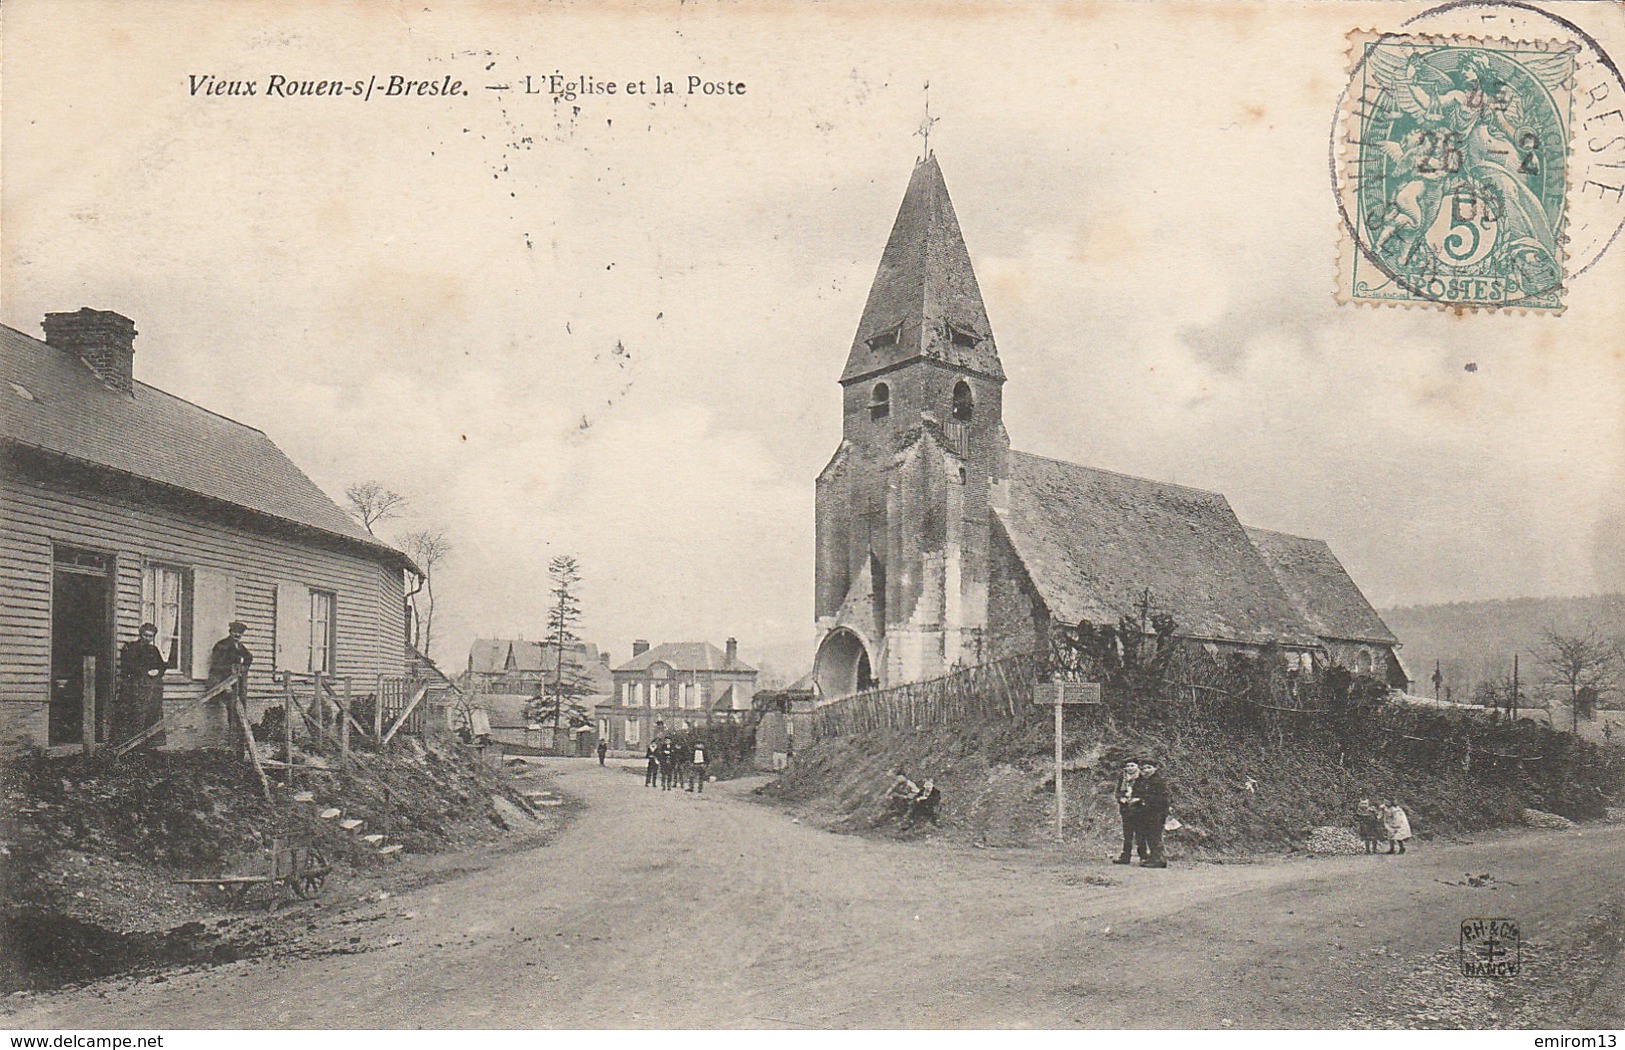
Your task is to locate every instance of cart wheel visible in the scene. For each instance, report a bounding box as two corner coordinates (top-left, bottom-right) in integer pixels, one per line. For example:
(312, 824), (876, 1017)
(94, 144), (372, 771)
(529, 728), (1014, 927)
(294, 850), (329, 898)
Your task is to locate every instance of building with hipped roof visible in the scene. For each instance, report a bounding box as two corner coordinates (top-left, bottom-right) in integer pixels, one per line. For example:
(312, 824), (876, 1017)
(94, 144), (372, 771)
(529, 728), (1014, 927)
(813, 155), (1407, 698)
(0, 309), (420, 753)
(595, 638), (758, 752)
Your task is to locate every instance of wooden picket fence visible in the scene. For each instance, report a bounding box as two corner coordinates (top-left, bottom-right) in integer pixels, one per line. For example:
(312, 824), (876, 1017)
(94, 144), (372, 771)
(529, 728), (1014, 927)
(809, 651), (1044, 740)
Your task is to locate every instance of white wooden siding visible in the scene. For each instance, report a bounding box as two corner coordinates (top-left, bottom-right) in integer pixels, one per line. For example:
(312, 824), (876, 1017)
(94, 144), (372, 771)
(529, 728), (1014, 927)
(0, 471), (407, 750)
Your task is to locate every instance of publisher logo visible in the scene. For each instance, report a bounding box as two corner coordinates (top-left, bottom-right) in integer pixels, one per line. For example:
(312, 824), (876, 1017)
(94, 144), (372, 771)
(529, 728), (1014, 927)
(1460, 918), (1520, 977)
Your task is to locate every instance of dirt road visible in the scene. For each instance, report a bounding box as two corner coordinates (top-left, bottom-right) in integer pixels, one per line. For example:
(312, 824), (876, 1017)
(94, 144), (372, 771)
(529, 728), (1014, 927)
(6, 759), (1622, 1028)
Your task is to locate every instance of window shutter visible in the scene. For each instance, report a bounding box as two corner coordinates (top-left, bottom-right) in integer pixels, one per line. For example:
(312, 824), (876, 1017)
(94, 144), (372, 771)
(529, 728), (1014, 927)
(190, 570), (236, 680)
(275, 581), (310, 674)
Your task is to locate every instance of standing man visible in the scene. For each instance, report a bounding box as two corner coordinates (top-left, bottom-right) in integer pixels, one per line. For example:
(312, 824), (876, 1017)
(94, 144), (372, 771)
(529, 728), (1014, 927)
(115, 623), (175, 748)
(597, 737), (608, 766)
(1135, 760), (1171, 868)
(688, 741), (707, 792)
(645, 741), (660, 787)
(208, 621), (254, 754)
(1112, 759), (1141, 864)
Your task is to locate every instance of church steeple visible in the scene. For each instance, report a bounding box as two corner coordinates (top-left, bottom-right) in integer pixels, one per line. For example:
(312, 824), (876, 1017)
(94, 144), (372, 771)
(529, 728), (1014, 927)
(840, 155), (1004, 385)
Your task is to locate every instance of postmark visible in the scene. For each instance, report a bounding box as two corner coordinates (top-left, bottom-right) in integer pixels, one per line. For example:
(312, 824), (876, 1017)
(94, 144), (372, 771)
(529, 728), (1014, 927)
(1337, 31), (1578, 311)
(1460, 917), (1521, 977)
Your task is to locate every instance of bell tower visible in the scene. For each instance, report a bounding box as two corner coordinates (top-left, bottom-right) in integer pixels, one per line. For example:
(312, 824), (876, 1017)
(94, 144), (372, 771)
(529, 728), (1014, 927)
(813, 154), (1009, 697)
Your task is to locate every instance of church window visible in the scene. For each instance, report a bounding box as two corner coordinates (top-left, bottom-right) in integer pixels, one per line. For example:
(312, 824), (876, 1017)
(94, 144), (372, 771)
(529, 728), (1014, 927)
(949, 325), (978, 349)
(952, 381), (974, 422)
(869, 382), (890, 420)
(957, 466), (967, 485)
(867, 326), (900, 350)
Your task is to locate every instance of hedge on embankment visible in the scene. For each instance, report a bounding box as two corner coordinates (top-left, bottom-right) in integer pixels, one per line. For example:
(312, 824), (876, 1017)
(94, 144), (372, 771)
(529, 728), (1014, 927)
(761, 699), (1625, 856)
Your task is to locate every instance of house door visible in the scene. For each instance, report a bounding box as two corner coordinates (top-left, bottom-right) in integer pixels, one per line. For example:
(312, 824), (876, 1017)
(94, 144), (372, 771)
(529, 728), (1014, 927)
(50, 548), (115, 747)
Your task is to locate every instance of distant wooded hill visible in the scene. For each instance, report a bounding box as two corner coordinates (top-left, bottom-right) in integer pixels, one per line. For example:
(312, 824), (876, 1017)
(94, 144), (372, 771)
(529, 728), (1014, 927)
(1380, 594), (1625, 703)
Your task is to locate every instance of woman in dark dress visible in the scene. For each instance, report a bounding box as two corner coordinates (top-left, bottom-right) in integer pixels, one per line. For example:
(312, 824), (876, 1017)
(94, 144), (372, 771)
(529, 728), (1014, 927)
(116, 623), (175, 748)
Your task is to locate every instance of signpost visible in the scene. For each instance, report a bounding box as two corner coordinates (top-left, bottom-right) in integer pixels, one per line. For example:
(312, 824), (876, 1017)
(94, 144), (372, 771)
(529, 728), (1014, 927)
(1035, 681), (1103, 843)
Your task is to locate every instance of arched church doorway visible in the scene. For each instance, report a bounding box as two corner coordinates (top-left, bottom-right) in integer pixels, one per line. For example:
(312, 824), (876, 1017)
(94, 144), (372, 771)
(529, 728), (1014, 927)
(814, 627), (876, 700)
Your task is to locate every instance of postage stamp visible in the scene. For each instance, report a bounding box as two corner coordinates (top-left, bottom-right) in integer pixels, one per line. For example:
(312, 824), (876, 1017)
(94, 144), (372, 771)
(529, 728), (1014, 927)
(1336, 32), (1578, 311)
(1460, 917), (1521, 977)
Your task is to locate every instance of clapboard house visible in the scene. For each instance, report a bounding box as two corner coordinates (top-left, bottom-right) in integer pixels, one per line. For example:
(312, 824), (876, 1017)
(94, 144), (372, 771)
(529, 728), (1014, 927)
(813, 156), (1407, 697)
(0, 309), (418, 754)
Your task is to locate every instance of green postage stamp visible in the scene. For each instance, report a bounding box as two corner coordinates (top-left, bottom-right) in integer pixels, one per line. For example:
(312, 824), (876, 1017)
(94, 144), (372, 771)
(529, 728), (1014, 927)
(1337, 32), (1579, 311)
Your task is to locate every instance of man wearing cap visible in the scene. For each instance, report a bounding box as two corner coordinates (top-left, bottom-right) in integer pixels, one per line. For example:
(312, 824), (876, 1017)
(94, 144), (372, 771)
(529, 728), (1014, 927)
(1112, 759), (1142, 864)
(208, 620), (254, 684)
(116, 622), (176, 748)
(208, 621), (254, 754)
(1136, 760), (1171, 867)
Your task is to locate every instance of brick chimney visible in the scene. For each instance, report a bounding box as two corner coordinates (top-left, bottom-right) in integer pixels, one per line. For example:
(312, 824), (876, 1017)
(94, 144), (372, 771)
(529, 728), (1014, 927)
(43, 309), (137, 394)
(600, 651), (610, 667)
(632, 639), (649, 658)
(725, 637), (738, 667)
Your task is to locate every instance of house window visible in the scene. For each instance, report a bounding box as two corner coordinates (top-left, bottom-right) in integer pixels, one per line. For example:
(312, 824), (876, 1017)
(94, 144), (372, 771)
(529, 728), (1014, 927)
(625, 717), (640, 746)
(308, 589), (336, 674)
(683, 681), (695, 709)
(869, 382), (890, 420)
(1355, 649), (1374, 676)
(140, 563), (190, 666)
(952, 381), (974, 422)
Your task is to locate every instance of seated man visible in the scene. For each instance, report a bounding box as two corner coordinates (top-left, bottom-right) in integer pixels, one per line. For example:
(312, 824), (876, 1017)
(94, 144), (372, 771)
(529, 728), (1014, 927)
(906, 778), (942, 827)
(883, 767), (920, 820)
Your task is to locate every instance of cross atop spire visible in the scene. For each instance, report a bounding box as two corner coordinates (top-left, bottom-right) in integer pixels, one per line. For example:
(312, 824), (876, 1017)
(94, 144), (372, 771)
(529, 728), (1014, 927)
(914, 81), (938, 162)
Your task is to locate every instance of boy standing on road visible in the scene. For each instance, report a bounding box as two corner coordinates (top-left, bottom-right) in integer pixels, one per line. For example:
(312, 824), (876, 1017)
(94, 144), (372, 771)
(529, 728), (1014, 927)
(1112, 759), (1141, 864)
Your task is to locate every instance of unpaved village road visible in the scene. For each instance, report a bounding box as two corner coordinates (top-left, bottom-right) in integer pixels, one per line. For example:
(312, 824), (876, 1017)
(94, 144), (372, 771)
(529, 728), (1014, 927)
(7, 760), (1624, 1028)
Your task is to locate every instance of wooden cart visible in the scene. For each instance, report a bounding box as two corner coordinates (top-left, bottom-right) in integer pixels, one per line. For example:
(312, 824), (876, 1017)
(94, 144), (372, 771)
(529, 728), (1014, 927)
(175, 837), (330, 908)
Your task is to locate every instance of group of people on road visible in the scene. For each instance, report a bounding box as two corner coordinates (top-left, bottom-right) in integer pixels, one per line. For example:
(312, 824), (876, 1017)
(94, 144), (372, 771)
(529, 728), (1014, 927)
(1355, 797), (1413, 855)
(881, 767), (943, 828)
(1113, 758), (1172, 867)
(644, 736), (708, 792)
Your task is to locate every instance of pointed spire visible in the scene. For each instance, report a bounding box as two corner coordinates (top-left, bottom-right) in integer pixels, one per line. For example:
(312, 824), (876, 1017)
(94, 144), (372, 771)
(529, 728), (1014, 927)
(841, 155), (1004, 385)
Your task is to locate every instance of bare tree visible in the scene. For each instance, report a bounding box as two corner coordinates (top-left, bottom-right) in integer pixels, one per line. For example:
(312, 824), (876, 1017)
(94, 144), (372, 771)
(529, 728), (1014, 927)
(344, 482), (408, 537)
(402, 528), (452, 658)
(1537, 626), (1620, 734)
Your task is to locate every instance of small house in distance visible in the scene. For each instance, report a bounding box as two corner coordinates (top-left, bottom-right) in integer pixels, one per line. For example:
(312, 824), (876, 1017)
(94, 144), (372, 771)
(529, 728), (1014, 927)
(0, 309), (418, 754)
(596, 638), (758, 752)
(465, 637), (614, 697)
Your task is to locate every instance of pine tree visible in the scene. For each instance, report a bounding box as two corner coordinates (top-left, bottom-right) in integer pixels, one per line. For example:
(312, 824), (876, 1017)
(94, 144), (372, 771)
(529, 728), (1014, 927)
(528, 555), (592, 736)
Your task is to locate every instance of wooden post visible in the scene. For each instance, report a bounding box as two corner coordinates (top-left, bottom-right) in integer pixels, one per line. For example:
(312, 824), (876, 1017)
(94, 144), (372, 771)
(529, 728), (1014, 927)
(313, 672), (325, 733)
(82, 655), (98, 755)
(339, 678), (351, 757)
(375, 674), (385, 740)
(283, 673), (295, 791)
(1054, 690), (1065, 844)
(232, 692), (272, 801)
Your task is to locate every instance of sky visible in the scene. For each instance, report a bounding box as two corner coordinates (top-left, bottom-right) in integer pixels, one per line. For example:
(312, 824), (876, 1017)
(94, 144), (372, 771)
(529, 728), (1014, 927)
(5, 0), (1624, 678)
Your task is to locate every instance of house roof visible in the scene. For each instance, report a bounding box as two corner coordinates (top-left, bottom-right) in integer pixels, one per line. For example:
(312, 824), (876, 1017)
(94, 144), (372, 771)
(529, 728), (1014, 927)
(467, 637), (614, 694)
(994, 451), (1322, 648)
(840, 155), (1005, 385)
(0, 323), (409, 568)
(1243, 527), (1398, 645)
(613, 641), (757, 675)
(476, 693), (536, 731)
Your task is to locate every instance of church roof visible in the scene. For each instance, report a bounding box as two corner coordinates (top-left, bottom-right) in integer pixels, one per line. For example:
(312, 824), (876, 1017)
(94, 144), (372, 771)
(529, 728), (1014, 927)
(1243, 527), (1398, 645)
(841, 155), (1005, 385)
(995, 451), (1322, 648)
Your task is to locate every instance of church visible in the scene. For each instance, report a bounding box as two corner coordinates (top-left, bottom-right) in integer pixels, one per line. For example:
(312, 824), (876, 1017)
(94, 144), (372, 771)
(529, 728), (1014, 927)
(812, 155), (1408, 699)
